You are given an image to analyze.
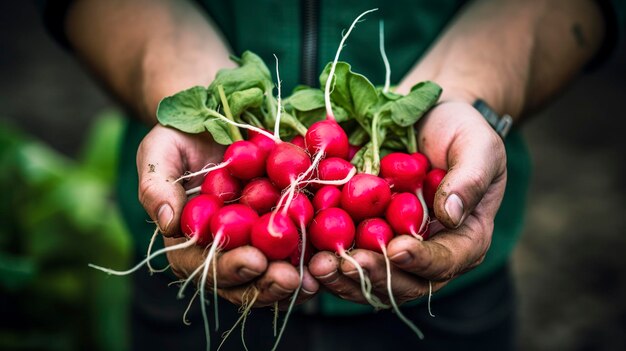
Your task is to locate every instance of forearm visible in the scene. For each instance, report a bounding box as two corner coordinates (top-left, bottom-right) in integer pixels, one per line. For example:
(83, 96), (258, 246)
(397, 0), (606, 120)
(65, 0), (234, 124)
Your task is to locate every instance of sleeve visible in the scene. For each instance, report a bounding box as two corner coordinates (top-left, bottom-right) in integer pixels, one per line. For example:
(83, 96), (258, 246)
(33, 0), (75, 50)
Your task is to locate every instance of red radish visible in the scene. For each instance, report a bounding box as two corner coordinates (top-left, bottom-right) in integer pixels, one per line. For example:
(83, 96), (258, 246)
(290, 135), (306, 149)
(222, 140), (267, 180)
(348, 144), (361, 160)
(289, 236), (314, 266)
(200, 168), (242, 202)
(411, 152), (431, 173)
(305, 120), (350, 159)
(240, 178), (280, 214)
(385, 192), (427, 239)
(355, 218), (394, 253)
(249, 133), (277, 156)
(266, 142), (312, 190)
(309, 207), (387, 309)
(423, 168), (446, 209)
(380, 152), (427, 192)
(281, 192), (314, 227)
(251, 212), (299, 260)
(247, 127), (270, 140)
(312, 185), (342, 212)
(209, 204), (258, 250)
(317, 157), (355, 185)
(309, 208), (355, 252)
(88, 194), (222, 276)
(341, 173), (392, 221)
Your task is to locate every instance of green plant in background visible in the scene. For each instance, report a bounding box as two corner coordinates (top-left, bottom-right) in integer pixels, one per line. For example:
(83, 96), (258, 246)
(0, 110), (131, 351)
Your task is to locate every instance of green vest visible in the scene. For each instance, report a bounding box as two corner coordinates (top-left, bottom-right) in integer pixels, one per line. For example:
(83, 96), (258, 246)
(117, 0), (531, 315)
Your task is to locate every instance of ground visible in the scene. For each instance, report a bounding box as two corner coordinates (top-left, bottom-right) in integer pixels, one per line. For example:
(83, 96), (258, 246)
(2, 2), (625, 350)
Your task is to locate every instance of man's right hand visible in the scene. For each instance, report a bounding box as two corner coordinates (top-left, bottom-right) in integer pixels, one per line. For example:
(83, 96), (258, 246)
(136, 125), (319, 306)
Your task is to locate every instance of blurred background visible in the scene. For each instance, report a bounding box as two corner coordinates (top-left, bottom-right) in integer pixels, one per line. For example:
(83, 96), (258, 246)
(1, 1), (625, 350)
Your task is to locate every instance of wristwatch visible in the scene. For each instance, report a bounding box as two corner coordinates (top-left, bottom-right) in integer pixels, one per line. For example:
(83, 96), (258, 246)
(472, 99), (513, 139)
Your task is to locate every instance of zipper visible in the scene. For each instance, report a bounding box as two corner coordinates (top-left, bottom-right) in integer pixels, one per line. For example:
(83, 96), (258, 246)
(300, 0), (319, 87)
(299, 0), (321, 315)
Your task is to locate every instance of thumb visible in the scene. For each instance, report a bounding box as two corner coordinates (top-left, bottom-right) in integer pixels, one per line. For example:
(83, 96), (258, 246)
(433, 133), (506, 229)
(136, 128), (188, 237)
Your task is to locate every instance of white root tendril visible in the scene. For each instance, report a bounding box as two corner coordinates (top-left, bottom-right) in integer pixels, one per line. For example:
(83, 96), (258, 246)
(271, 222), (307, 351)
(273, 54), (283, 140)
(299, 166), (356, 187)
(416, 188), (430, 236)
(428, 280), (435, 317)
(379, 20), (391, 93)
(182, 290), (201, 326)
(146, 226), (171, 274)
(88, 236), (198, 276)
(325, 8), (378, 119)
(216, 289), (259, 351)
(175, 161), (230, 184)
(339, 249), (389, 309)
(177, 263), (206, 299)
(199, 230), (223, 351)
(380, 244), (425, 340)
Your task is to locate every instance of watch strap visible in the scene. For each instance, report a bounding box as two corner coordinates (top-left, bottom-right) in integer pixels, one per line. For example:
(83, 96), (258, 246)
(472, 99), (513, 139)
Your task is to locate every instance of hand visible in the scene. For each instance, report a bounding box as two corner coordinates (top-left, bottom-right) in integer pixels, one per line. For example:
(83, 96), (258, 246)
(137, 125), (319, 306)
(309, 100), (507, 304)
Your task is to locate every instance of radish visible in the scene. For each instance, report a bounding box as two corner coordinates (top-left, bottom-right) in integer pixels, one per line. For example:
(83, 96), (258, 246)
(423, 168), (446, 210)
(347, 144), (361, 161)
(195, 203), (258, 350)
(309, 208), (386, 309)
(265, 142), (312, 190)
(88, 194), (222, 276)
(411, 152), (431, 173)
(250, 212), (299, 261)
(239, 178), (280, 214)
(304, 120), (350, 159)
(196, 168), (242, 202)
(355, 216), (425, 339)
(271, 192), (314, 351)
(380, 152), (426, 192)
(222, 140), (267, 180)
(341, 173), (392, 221)
(249, 132), (277, 157)
(317, 157), (356, 185)
(290, 135), (306, 149)
(355, 218), (394, 253)
(385, 192), (427, 239)
(312, 185), (342, 212)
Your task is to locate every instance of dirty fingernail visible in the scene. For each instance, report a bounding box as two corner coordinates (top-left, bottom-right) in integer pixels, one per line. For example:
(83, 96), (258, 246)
(238, 267), (260, 280)
(157, 204), (174, 231)
(390, 251), (412, 265)
(444, 194), (464, 227)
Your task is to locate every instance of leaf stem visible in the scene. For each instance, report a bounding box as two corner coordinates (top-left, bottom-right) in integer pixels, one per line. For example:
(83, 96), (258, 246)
(379, 20), (391, 93)
(406, 125), (417, 154)
(217, 85), (244, 141)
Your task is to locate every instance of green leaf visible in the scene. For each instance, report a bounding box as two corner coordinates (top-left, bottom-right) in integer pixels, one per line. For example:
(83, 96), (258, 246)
(287, 88), (325, 111)
(388, 81), (442, 127)
(319, 62), (378, 122)
(228, 87), (265, 117)
(208, 51), (273, 97)
(203, 119), (234, 145)
(156, 86), (210, 133)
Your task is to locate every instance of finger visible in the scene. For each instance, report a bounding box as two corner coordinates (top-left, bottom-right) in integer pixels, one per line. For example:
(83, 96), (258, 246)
(387, 219), (491, 281)
(214, 246), (268, 288)
(137, 127), (188, 237)
(276, 268), (319, 310)
(253, 261), (301, 306)
(433, 123), (506, 228)
(340, 249), (446, 305)
(309, 251), (369, 304)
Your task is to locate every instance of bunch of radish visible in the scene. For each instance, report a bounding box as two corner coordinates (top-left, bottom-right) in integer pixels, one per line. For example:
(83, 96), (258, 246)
(89, 9), (450, 351)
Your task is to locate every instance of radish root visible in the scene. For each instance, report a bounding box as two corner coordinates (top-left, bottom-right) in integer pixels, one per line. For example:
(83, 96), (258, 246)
(339, 249), (389, 309)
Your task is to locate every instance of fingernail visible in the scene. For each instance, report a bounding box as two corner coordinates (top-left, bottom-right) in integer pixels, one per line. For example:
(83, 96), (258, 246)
(316, 270), (339, 284)
(444, 194), (464, 228)
(157, 204), (174, 231)
(269, 283), (292, 295)
(390, 251), (412, 265)
(238, 268), (260, 280)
